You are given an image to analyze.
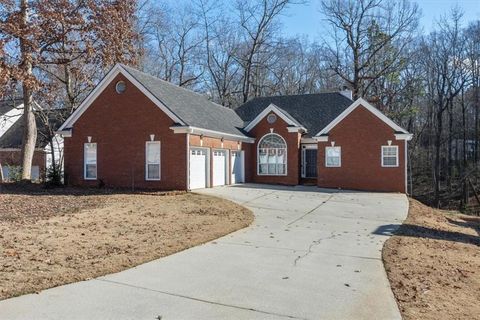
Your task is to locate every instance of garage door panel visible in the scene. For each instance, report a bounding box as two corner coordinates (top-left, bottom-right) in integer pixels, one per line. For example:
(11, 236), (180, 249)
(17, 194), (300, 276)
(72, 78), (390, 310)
(231, 151), (244, 184)
(189, 148), (208, 190)
(213, 150), (227, 187)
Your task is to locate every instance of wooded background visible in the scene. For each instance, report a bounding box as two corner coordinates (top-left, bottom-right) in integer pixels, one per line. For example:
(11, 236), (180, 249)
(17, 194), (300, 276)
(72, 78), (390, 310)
(1, 0), (479, 210)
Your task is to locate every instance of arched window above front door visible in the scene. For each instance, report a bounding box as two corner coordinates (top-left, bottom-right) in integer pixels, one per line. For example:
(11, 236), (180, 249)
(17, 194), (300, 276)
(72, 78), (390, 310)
(258, 133), (287, 175)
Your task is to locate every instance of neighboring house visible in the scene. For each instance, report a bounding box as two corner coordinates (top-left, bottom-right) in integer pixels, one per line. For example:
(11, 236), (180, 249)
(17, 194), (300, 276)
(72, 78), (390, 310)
(0, 96), (23, 137)
(57, 64), (412, 193)
(0, 105), (65, 182)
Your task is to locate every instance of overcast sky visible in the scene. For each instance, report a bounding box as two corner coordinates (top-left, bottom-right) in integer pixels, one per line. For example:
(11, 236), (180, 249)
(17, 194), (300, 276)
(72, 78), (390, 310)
(281, 0), (480, 39)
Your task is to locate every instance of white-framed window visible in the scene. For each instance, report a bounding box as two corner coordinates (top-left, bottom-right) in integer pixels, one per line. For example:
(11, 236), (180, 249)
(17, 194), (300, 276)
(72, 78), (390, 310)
(146, 141), (161, 180)
(84, 143), (97, 180)
(325, 146), (341, 167)
(258, 133), (287, 175)
(381, 145), (399, 167)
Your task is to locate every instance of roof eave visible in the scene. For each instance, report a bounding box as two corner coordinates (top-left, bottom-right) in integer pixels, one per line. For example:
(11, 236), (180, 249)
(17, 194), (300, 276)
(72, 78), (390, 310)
(170, 126), (254, 143)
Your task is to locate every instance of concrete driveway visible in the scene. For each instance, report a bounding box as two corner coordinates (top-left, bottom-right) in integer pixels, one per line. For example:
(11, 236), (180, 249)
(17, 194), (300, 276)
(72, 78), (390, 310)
(0, 184), (408, 320)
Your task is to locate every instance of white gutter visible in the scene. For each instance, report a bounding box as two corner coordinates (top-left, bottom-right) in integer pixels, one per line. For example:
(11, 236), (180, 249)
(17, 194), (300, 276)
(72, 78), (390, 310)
(170, 126), (255, 143)
(56, 129), (72, 137)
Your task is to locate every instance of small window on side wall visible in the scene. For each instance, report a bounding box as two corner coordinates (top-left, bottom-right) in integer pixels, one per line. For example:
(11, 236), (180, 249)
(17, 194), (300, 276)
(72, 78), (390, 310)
(382, 146), (399, 167)
(146, 141), (161, 180)
(325, 146), (341, 167)
(84, 143), (97, 179)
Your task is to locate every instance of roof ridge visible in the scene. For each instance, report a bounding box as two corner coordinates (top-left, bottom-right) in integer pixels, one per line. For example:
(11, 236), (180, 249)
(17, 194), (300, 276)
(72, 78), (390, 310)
(248, 91), (344, 100)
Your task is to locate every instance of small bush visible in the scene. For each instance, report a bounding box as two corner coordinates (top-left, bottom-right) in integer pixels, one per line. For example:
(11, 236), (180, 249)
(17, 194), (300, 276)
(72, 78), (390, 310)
(46, 164), (63, 187)
(2, 166), (22, 182)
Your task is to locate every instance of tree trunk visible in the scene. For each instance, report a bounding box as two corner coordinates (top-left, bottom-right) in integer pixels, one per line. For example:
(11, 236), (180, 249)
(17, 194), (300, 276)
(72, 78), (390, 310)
(49, 138), (57, 178)
(447, 101), (453, 190)
(461, 89), (468, 208)
(19, 0), (37, 181)
(434, 109), (443, 207)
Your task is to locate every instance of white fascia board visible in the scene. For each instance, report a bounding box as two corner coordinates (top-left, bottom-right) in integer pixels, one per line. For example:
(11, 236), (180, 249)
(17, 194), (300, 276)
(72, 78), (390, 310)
(395, 133), (413, 141)
(313, 136), (329, 142)
(315, 98), (409, 136)
(56, 129), (72, 137)
(244, 103), (303, 132)
(58, 64), (185, 132)
(300, 137), (318, 144)
(287, 126), (307, 133)
(170, 126), (255, 143)
(32, 101), (43, 111)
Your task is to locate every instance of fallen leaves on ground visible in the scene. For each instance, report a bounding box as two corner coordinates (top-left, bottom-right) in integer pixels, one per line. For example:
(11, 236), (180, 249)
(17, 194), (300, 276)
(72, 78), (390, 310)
(0, 185), (253, 300)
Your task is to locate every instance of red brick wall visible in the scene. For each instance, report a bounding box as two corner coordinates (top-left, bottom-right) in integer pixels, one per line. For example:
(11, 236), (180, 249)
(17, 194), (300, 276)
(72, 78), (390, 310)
(64, 74), (187, 190)
(317, 105), (406, 193)
(189, 135), (243, 186)
(0, 149), (47, 179)
(246, 113), (301, 185)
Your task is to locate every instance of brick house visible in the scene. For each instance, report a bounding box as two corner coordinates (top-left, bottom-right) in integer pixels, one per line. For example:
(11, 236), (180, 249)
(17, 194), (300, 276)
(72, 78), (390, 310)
(57, 64), (412, 193)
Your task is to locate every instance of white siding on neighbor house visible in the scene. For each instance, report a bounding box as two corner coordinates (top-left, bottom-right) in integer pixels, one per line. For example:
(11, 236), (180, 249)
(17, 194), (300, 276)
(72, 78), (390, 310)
(0, 106), (23, 137)
(44, 134), (64, 173)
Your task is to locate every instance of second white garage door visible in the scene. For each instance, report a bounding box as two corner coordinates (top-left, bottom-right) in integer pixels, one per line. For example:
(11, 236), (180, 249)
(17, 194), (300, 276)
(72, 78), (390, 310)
(190, 148), (208, 189)
(213, 150), (227, 186)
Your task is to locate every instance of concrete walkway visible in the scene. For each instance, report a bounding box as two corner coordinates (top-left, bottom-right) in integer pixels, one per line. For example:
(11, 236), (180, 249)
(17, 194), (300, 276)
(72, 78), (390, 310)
(0, 184), (408, 320)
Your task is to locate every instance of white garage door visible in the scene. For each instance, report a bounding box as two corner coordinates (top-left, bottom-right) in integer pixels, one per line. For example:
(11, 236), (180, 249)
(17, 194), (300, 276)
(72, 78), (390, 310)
(231, 151), (244, 184)
(213, 150), (227, 186)
(189, 148), (208, 189)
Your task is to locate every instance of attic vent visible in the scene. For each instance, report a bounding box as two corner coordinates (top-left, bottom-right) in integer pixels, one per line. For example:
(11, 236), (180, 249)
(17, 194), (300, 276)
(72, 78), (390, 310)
(115, 81), (126, 94)
(267, 113), (277, 124)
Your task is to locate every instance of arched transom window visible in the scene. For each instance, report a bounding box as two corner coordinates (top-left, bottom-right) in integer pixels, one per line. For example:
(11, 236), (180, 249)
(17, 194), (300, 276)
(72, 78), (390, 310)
(258, 134), (287, 175)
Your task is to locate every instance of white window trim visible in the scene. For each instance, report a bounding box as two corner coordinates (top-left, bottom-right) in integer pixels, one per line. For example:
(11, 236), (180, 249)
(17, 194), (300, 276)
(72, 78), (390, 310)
(84, 143), (97, 180)
(381, 145), (399, 167)
(257, 133), (288, 176)
(145, 141), (161, 181)
(325, 146), (341, 167)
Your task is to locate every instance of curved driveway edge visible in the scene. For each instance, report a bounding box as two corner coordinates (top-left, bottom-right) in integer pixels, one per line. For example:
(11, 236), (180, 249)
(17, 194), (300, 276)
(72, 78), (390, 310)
(0, 184), (408, 320)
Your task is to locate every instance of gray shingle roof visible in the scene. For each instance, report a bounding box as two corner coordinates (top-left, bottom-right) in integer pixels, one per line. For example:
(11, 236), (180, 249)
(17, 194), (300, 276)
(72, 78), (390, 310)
(0, 97), (22, 116)
(0, 109), (67, 149)
(235, 93), (353, 136)
(120, 65), (247, 137)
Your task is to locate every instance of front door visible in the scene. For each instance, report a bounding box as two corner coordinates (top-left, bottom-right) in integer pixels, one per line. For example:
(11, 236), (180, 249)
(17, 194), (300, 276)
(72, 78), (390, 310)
(304, 149), (318, 178)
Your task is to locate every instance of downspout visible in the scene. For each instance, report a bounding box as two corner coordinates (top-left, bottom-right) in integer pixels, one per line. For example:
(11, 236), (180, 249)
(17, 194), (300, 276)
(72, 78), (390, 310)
(405, 140), (409, 195)
(186, 133), (190, 191)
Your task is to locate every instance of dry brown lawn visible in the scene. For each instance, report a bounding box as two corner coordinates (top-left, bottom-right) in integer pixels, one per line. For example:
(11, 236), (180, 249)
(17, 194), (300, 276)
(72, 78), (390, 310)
(0, 185), (253, 300)
(383, 199), (480, 320)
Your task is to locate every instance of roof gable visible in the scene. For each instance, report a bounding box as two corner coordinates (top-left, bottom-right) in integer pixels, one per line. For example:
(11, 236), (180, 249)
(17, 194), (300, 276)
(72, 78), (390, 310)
(120, 65), (247, 137)
(315, 98), (409, 137)
(243, 103), (306, 132)
(235, 93), (353, 136)
(58, 64), (185, 132)
(59, 64), (248, 138)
